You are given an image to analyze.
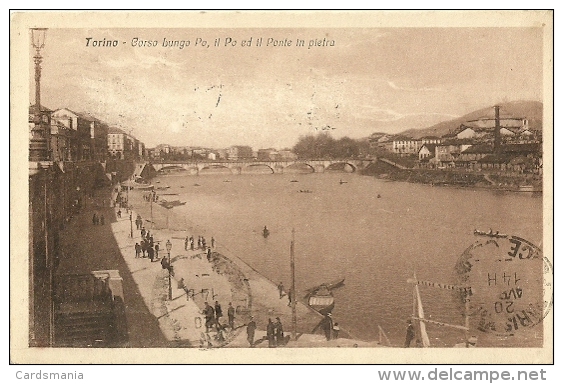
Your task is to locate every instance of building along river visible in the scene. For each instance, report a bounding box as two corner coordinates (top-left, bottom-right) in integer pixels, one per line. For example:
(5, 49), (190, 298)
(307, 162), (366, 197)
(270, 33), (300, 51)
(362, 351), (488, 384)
(131, 166), (543, 347)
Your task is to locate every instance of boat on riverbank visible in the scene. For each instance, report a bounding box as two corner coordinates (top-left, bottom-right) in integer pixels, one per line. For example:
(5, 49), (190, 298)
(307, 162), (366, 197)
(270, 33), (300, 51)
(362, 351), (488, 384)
(121, 180), (154, 191)
(306, 285), (335, 315)
(516, 185), (536, 192)
(304, 278), (345, 315)
(473, 228), (508, 238)
(158, 200), (186, 209)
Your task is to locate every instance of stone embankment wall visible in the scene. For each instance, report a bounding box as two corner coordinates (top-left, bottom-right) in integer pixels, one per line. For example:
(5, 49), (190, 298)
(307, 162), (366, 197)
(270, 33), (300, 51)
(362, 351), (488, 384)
(361, 159), (542, 190)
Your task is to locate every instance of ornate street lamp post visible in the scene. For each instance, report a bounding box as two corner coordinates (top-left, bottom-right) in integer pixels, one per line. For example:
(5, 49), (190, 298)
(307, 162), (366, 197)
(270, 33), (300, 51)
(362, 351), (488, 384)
(166, 240), (172, 300)
(30, 28), (49, 162)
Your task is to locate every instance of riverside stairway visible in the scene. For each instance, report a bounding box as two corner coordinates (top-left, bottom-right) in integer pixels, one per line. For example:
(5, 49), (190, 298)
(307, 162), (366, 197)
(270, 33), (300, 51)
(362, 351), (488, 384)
(53, 270), (128, 347)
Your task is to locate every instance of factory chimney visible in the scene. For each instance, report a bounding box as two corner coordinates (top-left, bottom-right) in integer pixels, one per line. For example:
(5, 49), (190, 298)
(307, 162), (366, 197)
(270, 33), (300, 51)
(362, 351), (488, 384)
(494, 105), (501, 153)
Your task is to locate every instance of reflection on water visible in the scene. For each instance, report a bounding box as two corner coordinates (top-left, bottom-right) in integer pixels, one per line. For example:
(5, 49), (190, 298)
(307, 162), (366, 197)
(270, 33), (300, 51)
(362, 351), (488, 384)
(142, 172), (543, 347)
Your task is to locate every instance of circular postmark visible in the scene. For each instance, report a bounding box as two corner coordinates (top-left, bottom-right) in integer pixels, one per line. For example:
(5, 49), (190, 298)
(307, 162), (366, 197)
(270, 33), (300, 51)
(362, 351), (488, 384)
(455, 231), (552, 337)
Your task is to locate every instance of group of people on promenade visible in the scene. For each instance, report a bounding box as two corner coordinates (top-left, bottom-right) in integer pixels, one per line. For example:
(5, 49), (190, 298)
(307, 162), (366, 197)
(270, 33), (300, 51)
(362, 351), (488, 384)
(135, 214), (143, 230)
(277, 282), (295, 307)
(244, 317), (285, 348)
(134, 223), (160, 262)
(143, 191), (158, 202)
(266, 317), (286, 347)
(91, 212), (105, 226)
(184, 235), (215, 251)
(202, 301), (237, 340)
(113, 187), (129, 209)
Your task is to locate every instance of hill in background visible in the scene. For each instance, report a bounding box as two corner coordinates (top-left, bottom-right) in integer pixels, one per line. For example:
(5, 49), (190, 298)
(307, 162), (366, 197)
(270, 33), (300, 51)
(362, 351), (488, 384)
(400, 100), (543, 139)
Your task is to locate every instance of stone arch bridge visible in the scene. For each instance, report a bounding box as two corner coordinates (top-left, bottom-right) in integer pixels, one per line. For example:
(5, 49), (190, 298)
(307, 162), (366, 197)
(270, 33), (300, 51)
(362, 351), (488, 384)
(136, 159), (373, 176)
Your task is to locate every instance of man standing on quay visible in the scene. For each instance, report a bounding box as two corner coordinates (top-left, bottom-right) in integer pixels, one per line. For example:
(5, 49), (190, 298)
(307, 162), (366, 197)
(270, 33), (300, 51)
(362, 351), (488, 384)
(278, 282), (285, 299)
(246, 316), (256, 347)
(227, 302), (235, 330)
(267, 318), (276, 347)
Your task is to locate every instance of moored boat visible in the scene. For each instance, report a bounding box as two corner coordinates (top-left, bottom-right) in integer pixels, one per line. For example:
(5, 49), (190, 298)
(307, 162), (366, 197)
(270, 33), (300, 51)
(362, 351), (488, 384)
(158, 200), (186, 209)
(304, 278), (345, 294)
(306, 284), (335, 315)
(517, 185), (535, 192)
(304, 278), (345, 315)
(473, 228), (508, 238)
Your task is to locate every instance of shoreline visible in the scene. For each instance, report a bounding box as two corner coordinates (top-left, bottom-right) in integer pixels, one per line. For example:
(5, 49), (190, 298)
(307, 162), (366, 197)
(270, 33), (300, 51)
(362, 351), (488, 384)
(360, 162), (542, 193)
(123, 185), (383, 347)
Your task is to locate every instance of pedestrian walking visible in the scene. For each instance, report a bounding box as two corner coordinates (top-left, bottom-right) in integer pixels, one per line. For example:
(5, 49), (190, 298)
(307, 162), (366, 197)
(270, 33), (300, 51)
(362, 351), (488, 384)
(92, 213), (98, 225)
(227, 302), (235, 330)
(134, 243), (141, 258)
(404, 319), (415, 348)
(204, 302), (215, 332)
(141, 240), (147, 258)
(246, 317), (256, 347)
(287, 288), (293, 307)
(207, 247), (212, 262)
(184, 236), (189, 251)
(141, 227), (146, 239)
(211, 237), (215, 248)
(215, 301), (223, 324)
(136, 215), (142, 230)
(267, 318), (276, 347)
(274, 317), (284, 346)
(160, 255), (169, 270)
(278, 282), (285, 299)
(100, 214), (105, 225)
(190, 238), (194, 251)
(197, 236), (202, 249)
(148, 246), (155, 262)
(155, 243), (159, 259)
(177, 278), (190, 300)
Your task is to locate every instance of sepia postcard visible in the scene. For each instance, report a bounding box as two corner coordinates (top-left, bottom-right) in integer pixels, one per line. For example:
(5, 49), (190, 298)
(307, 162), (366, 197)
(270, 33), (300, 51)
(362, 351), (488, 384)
(10, 10), (553, 364)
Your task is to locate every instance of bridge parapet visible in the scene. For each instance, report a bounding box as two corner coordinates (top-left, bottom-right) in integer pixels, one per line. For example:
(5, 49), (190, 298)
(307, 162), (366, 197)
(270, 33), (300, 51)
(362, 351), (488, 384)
(140, 159), (373, 175)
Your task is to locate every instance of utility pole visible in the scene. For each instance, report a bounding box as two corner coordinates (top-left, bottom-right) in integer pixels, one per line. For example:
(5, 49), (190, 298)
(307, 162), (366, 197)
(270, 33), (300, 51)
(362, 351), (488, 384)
(150, 191), (154, 229)
(129, 212), (133, 238)
(290, 228), (297, 341)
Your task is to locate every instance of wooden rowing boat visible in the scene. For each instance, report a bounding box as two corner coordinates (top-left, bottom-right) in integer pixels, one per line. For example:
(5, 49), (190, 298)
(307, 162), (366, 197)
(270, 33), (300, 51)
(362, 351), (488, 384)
(304, 278), (345, 315)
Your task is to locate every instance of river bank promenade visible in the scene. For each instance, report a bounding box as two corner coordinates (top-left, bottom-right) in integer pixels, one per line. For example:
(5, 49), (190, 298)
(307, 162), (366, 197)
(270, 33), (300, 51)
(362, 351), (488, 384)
(57, 186), (383, 349)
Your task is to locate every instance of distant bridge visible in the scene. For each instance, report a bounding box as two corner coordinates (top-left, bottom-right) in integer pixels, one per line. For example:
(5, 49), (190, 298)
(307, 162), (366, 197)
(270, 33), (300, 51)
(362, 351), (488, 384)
(136, 159), (374, 176)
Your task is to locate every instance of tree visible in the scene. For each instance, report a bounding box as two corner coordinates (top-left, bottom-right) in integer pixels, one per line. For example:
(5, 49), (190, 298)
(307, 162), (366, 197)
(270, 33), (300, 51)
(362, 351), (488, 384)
(293, 133), (363, 159)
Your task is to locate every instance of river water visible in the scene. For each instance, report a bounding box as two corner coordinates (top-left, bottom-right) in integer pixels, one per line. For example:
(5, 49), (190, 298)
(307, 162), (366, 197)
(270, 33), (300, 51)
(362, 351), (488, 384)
(139, 167), (543, 347)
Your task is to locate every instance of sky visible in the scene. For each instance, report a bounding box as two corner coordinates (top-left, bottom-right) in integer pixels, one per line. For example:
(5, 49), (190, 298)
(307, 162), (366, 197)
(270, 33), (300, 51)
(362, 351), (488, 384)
(31, 27), (544, 149)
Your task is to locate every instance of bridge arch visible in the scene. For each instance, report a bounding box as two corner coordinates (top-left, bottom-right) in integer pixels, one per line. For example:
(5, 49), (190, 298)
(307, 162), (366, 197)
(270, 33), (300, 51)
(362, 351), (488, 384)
(199, 164), (233, 174)
(157, 164), (189, 174)
(325, 162), (357, 173)
(285, 162), (315, 173)
(241, 163), (275, 174)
